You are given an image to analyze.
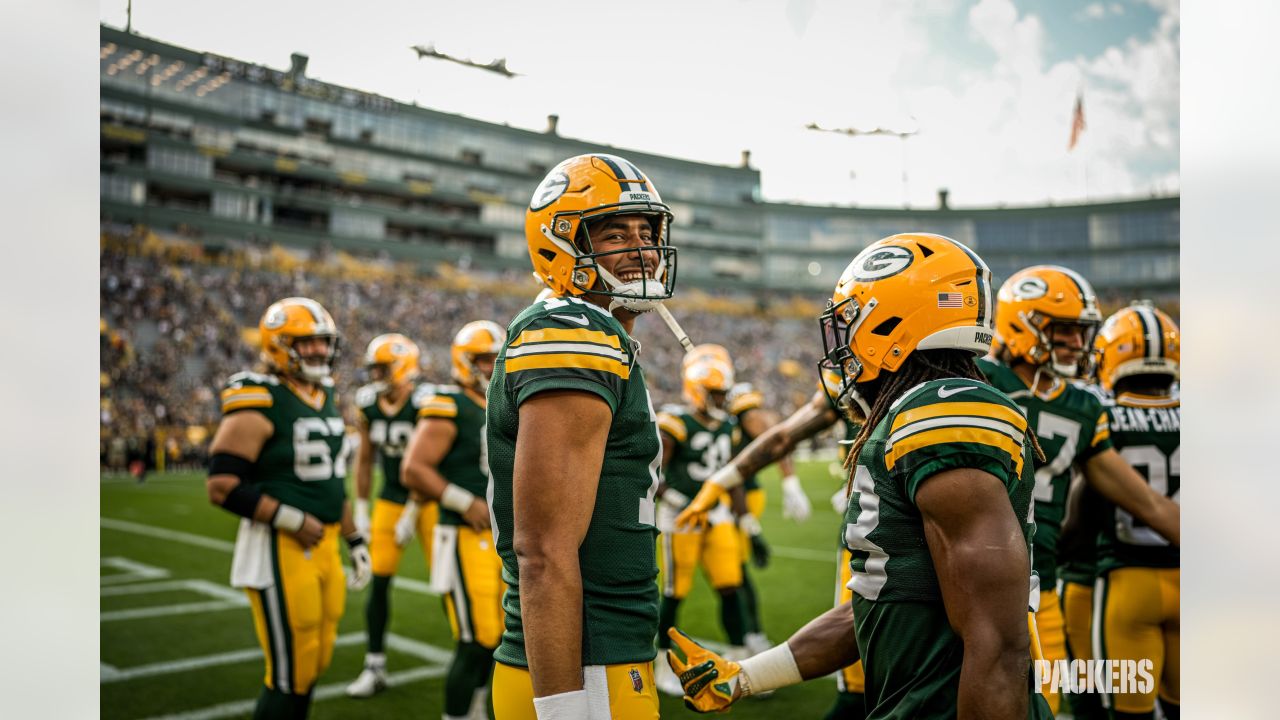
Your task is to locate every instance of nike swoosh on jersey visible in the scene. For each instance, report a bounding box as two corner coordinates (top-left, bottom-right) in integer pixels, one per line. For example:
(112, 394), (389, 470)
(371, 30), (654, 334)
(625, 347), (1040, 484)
(937, 385), (978, 398)
(550, 313), (590, 326)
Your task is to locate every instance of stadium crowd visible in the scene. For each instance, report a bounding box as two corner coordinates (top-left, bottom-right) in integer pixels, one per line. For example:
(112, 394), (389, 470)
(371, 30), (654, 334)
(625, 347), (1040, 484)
(99, 228), (820, 469)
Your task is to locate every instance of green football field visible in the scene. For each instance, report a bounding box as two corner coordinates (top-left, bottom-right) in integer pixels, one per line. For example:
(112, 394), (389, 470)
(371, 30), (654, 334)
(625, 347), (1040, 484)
(101, 461), (852, 719)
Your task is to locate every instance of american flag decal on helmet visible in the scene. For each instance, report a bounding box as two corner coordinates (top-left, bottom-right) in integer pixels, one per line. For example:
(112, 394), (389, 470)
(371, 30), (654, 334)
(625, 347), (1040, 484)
(937, 292), (964, 308)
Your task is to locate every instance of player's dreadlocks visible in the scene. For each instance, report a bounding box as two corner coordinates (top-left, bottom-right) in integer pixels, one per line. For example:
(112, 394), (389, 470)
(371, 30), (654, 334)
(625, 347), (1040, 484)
(842, 349), (1045, 492)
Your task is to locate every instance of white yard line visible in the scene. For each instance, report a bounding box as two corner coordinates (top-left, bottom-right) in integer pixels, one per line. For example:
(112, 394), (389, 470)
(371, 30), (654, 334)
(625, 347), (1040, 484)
(103, 633), (365, 683)
(101, 556), (171, 585)
(101, 518), (235, 552)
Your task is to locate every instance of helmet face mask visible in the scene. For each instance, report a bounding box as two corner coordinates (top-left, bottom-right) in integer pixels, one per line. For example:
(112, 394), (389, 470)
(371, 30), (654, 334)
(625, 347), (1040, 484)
(1094, 301), (1180, 394)
(818, 295), (869, 415)
(451, 321), (504, 393)
(997, 266), (1102, 379)
(259, 298), (342, 384)
(527, 155), (678, 313)
(362, 334), (421, 396)
(682, 345), (735, 417)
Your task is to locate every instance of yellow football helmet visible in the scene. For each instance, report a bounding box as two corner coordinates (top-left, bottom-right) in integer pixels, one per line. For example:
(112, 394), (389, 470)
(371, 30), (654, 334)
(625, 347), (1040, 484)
(1094, 301), (1180, 393)
(819, 233), (994, 415)
(451, 320), (505, 389)
(683, 345), (735, 414)
(995, 265), (1102, 378)
(525, 154), (677, 312)
(258, 297), (341, 382)
(363, 333), (422, 395)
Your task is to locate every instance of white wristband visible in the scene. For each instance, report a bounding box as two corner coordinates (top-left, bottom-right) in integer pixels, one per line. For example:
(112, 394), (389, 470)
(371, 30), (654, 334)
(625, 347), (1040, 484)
(532, 689), (588, 720)
(662, 487), (691, 507)
(708, 464), (744, 490)
(272, 504), (305, 533)
(441, 484), (477, 514)
(355, 497), (369, 517)
(781, 475), (802, 490)
(737, 642), (802, 697)
(738, 513), (763, 536)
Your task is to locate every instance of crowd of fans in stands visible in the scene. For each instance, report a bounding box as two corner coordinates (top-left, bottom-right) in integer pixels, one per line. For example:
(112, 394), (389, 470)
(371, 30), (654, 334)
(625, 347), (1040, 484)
(99, 230), (822, 469)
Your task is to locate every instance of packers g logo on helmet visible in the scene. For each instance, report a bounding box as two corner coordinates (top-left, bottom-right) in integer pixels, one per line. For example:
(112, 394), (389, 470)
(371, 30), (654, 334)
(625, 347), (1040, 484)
(452, 320), (504, 390)
(363, 333), (422, 395)
(1094, 301), (1180, 394)
(819, 233), (993, 416)
(995, 265), (1102, 378)
(258, 297), (341, 383)
(525, 154), (678, 312)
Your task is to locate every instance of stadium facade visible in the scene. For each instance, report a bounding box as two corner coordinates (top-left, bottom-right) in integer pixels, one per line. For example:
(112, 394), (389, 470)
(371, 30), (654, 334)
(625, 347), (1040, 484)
(100, 25), (1178, 300)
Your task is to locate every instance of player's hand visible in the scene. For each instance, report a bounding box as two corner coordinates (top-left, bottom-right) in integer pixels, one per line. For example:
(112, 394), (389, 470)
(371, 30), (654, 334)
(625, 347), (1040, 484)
(353, 498), (371, 538)
(780, 475), (811, 523)
(666, 628), (743, 713)
(675, 484), (727, 530)
(831, 486), (850, 516)
(293, 513), (325, 549)
(462, 498), (491, 532)
(394, 499), (421, 547)
(346, 534), (372, 590)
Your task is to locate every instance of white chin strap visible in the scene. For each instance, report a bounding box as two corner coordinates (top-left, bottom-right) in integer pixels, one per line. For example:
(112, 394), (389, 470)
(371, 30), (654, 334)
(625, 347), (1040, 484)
(596, 264), (666, 313)
(1050, 359), (1080, 377)
(847, 387), (871, 419)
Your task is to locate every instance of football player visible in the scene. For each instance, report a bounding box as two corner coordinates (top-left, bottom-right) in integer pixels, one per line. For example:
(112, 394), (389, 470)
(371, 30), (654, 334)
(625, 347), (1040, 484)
(487, 154), (677, 719)
(205, 297), (371, 719)
(653, 348), (751, 696)
(980, 266), (1180, 715)
(345, 334), (439, 698)
(669, 233), (1052, 718)
(669, 364), (869, 718)
(400, 320), (506, 720)
(1091, 302), (1181, 719)
(724, 372), (804, 655)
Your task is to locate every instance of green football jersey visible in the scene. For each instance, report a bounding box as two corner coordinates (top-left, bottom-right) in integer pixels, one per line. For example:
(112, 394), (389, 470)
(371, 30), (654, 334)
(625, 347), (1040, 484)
(657, 406), (741, 502)
(841, 378), (1049, 719)
(1097, 392), (1180, 574)
(355, 382), (435, 505)
(978, 358), (1113, 588)
(220, 371), (347, 523)
(727, 383), (765, 491)
(487, 296), (662, 667)
(416, 384), (488, 526)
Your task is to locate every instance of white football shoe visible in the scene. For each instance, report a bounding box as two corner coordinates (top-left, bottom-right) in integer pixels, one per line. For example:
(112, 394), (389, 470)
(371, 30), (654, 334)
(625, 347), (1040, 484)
(345, 664), (388, 698)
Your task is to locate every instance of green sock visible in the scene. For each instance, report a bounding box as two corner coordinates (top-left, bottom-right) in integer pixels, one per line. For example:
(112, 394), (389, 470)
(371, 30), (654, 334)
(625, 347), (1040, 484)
(291, 690), (312, 720)
(823, 691), (867, 720)
(739, 567), (762, 635)
(444, 642), (496, 717)
(252, 686), (296, 719)
(365, 574), (392, 654)
(657, 596), (681, 649)
(717, 587), (747, 647)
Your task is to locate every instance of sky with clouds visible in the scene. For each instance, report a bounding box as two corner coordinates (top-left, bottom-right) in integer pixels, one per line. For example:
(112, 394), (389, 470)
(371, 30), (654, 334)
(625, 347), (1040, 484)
(100, 0), (1179, 208)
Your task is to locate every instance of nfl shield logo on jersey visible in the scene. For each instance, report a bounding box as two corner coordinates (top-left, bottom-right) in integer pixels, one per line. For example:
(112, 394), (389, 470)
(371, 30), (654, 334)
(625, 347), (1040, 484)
(630, 668), (644, 693)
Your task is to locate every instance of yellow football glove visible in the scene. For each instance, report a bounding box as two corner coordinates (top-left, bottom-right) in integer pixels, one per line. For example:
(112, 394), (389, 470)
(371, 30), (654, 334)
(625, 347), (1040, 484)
(674, 483), (727, 530)
(666, 628), (742, 713)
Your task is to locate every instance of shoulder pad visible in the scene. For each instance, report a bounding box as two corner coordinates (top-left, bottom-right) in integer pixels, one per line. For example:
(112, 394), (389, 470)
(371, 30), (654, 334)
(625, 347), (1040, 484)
(225, 370), (279, 389)
(657, 411), (688, 443)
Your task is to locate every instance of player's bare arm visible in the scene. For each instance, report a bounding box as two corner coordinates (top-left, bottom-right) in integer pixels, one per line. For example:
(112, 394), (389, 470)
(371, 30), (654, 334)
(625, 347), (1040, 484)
(403, 416), (489, 531)
(677, 390), (837, 528)
(353, 415), (374, 504)
(1084, 448), (1180, 545)
(918, 467), (1031, 720)
(514, 389), (611, 698)
(206, 409), (325, 548)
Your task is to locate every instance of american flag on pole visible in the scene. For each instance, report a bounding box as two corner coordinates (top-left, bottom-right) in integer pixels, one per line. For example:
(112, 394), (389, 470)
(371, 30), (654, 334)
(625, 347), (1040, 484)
(937, 292), (964, 308)
(1068, 93), (1086, 151)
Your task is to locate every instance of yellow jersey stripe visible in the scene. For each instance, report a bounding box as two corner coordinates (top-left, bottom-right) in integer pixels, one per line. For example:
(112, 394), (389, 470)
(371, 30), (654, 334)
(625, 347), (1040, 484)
(222, 396), (273, 412)
(510, 327), (621, 350)
(885, 426), (1025, 476)
(729, 392), (764, 415)
(1092, 425), (1110, 446)
(505, 352), (630, 379)
(421, 397), (458, 409)
(419, 407), (459, 419)
(891, 401), (1027, 434)
(221, 387), (272, 401)
(657, 414), (687, 443)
